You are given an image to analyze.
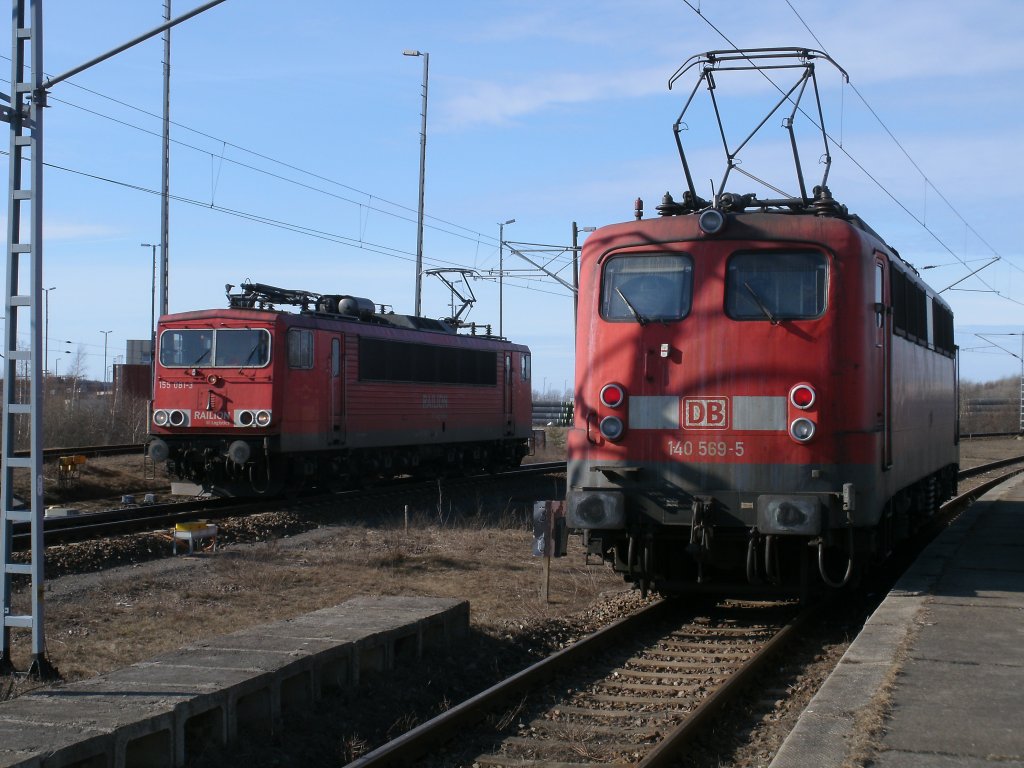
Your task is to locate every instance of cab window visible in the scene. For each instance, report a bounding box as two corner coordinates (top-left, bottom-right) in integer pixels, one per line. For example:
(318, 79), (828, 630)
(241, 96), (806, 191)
(725, 250), (827, 321)
(159, 328), (270, 368)
(601, 253), (693, 323)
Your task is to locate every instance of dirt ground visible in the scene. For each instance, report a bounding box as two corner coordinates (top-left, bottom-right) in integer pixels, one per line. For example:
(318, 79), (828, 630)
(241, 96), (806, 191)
(5, 428), (622, 682)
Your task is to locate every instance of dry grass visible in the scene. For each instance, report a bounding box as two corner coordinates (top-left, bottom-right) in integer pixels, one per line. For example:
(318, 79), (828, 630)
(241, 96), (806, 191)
(5, 507), (623, 683)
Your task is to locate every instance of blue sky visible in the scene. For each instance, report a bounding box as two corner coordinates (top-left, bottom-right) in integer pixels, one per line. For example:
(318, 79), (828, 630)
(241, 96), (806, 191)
(8, 0), (1023, 390)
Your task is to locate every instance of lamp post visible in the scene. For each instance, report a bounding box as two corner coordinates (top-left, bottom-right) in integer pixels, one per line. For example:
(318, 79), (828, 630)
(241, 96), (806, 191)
(403, 49), (429, 317)
(100, 330), (113, 390)
(498, 219), (515, 338)
(42, 286), (56, 375)
(571, 222), (596, 329)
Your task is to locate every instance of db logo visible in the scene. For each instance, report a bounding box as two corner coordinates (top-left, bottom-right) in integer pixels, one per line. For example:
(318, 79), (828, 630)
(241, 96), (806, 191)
(682, 397), (728, 430)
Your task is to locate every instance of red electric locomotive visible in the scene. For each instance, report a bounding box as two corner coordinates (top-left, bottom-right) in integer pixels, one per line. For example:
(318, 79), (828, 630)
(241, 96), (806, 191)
(148, 282), (532, 496)
(566, 49), (958, 597)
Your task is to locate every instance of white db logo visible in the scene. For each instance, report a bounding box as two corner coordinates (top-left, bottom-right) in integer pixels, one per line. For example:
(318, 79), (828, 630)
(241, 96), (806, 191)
(682, 397), (728, 429)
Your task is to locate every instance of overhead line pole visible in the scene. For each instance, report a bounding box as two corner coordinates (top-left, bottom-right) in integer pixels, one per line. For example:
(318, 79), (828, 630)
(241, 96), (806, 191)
(1, 0), (226, 679)
(160, 1), (172, 318)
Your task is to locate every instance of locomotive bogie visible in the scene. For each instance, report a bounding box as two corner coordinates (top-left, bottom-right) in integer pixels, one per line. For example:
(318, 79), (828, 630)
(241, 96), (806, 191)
(568, 210), (958, 596)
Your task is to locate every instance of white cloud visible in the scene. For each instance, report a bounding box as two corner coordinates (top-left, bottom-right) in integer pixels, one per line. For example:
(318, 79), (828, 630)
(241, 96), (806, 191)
(439, 67), (669, 130)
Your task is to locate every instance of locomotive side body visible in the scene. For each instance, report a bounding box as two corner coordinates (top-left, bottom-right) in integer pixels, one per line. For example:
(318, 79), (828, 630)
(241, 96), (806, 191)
(149, 305), (532, 495)
(567, 211), (957, 595)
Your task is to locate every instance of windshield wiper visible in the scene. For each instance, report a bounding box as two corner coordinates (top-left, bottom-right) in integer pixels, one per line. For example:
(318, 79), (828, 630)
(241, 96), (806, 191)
(743, 282), (779, 325)
(238, 342), (263, 372)
(615, 287), (649, 326)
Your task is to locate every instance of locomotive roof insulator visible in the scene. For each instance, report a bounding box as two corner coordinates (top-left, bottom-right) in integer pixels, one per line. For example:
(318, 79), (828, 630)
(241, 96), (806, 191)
(811, 185), (848, 217)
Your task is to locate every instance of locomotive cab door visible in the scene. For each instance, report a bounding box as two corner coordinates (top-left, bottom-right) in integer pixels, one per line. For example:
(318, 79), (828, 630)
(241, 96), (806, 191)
(504, 352), (514, 435)
(875, 256), (892, 469)
(330, 336), (345, 444)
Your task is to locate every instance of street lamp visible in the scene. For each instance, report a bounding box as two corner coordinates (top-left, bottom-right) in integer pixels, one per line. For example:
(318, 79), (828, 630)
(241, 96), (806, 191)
(403, 49), (429, 317)
(42, 286), (56, 375)
(100, 330), (113, 389)
(498, 219), (515, 338)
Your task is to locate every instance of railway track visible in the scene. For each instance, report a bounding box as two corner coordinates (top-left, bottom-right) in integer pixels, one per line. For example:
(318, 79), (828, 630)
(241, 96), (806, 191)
(10, 449), (1021, 553)
(8, 461), (567, 551)
(348, 599), (809, 767)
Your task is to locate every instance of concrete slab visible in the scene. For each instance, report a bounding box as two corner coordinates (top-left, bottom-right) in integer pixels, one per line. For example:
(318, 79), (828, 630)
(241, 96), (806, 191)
(765, 708), (857, 768)
(883, 657), (1024, 757)
(910, 603), (1024, 662)
(870, 751), (1024, 768)
(0, 595), (468, 768)
(929, 569), (1024, 607)
(188, 626), (349, 655)
(950, 543), (1024, 572)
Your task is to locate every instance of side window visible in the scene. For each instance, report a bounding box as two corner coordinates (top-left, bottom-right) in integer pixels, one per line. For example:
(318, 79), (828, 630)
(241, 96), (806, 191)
(288, 329), (313, 369)
(331, 338), (341, 377)
(725, 250), (827, 320)
(521, 353), (531, 382)
(601, 253), (693, 322)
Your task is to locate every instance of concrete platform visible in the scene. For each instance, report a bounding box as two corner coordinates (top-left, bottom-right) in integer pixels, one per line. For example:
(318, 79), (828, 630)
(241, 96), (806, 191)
(771, 474), (1024, 768)
(0, 595), (468, 768)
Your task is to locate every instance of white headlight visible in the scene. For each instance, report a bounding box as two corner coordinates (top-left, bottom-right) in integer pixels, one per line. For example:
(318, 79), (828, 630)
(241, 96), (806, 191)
(255, 410), (272, 427)
(600, 415), (624, 441)
(153, 410), (169, 427)
(790, 417), (815, 442)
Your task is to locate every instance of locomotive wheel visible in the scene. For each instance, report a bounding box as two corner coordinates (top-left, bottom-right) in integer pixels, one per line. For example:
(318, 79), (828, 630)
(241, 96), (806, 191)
(638, 538), (653, 599)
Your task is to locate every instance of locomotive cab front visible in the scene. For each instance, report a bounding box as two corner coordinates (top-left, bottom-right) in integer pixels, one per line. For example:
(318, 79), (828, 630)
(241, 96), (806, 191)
(149, 315), (278, 495)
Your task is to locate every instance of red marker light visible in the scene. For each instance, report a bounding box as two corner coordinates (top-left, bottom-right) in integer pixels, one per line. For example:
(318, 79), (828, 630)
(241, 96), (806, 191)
(790, 384), (816, 410)
(600, 383), (625, 408)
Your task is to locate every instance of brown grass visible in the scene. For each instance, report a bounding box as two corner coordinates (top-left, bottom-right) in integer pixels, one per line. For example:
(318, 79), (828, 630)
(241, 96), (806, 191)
(5, 508), (622, 684)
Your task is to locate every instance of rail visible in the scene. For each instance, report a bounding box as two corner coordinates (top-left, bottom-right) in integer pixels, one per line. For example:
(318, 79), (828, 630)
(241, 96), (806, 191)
(346, 600), (810, 766)
(8, 461), (568, 551)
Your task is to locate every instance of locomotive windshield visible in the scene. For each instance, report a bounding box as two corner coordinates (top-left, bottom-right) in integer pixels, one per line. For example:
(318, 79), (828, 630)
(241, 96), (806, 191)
(601, 253), (693, 323)
(159, 328), (271, 368)
(725, 251), (827, 321)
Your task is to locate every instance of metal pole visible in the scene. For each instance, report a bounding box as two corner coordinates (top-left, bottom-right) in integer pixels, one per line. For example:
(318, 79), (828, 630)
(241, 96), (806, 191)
(3, 0), (223, 682)
(159, 0), (170, 318)
(498, 219), (514, 338)
(101, 330), (112, 388)
(571, 222), (578, 331)
(403, 50), (428, 317)
(499, 224), (503, 338)
(42, 285), (54, 374)
(571, 223), (595, 331)
(141, 243), (158, 357)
